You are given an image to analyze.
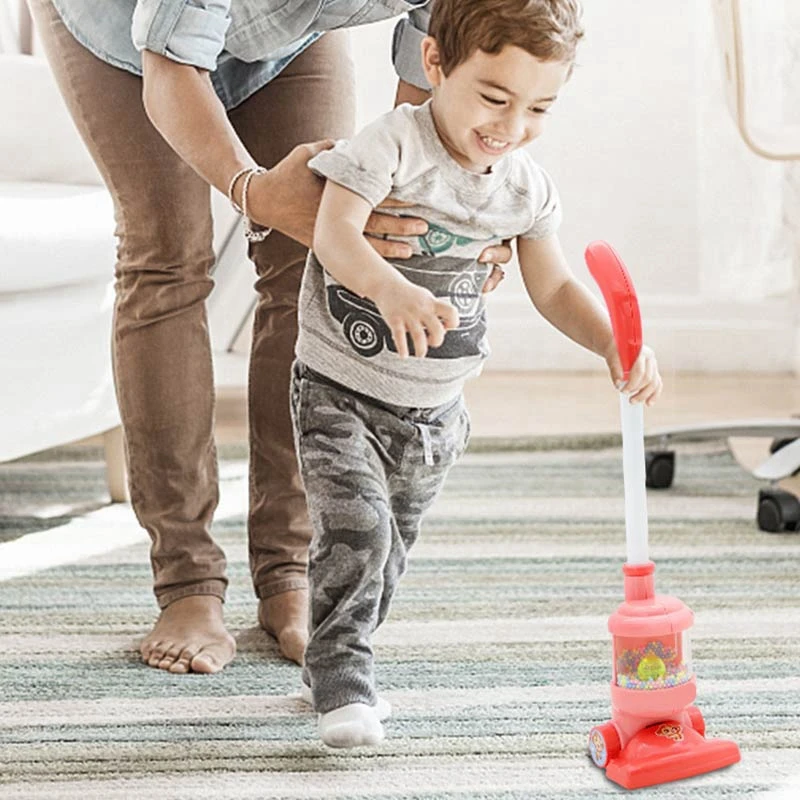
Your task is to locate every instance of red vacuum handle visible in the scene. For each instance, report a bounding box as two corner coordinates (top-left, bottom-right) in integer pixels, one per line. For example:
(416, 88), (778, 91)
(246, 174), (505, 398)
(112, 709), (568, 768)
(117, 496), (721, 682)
(585, 241), (642, 378)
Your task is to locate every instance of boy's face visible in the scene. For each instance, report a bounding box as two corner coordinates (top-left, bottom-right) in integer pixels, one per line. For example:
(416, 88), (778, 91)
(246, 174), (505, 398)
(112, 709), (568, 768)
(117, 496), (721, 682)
(421, 39), (571, 173)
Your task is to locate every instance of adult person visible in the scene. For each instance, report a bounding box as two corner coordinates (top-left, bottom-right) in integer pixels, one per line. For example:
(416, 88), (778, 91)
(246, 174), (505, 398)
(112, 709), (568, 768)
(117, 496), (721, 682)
(28, 0), (510, 674)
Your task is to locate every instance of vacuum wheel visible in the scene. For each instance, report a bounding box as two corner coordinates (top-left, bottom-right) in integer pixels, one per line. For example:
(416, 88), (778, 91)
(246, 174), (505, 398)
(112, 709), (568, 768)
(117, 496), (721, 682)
(757, 488), (800, 533)
(686, 704), (706, 737)
(645, 450), (675, 489)
(589, 723), (621, 768)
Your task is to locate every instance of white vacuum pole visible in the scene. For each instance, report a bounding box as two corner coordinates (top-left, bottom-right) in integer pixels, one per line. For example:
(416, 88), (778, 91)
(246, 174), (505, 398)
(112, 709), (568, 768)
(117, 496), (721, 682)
(619, 395), (649, 565)
(585, 240), (650, 567)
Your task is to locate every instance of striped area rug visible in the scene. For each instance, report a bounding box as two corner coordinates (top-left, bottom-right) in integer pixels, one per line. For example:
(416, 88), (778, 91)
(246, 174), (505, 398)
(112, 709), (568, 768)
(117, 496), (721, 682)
(1, 443), (799, 799)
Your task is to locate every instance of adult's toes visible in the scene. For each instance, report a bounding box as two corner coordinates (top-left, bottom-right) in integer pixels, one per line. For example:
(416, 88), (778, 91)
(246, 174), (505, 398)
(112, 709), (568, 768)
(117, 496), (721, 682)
(168, 648), (197, 674)
(190, 639), (235, 674)
(157, 646), (183, 670)
(190, 651), (221, 674)
(141, 639), (162, 663)
(147, 645), (170, 668)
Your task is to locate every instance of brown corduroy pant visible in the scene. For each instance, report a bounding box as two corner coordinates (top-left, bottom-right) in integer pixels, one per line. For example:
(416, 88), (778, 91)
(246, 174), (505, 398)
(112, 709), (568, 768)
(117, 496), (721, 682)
(30, 0), (356, 608)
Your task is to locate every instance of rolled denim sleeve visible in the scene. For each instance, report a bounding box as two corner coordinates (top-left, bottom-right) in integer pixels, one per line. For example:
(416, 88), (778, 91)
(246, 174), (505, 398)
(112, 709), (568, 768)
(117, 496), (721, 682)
(132, 0), (231, 71)
(392, 2), (431, 90)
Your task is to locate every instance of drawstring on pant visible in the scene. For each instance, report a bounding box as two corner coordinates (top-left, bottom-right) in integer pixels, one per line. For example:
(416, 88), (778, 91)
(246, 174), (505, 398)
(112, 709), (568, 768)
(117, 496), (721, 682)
(416, 423), (435, 465)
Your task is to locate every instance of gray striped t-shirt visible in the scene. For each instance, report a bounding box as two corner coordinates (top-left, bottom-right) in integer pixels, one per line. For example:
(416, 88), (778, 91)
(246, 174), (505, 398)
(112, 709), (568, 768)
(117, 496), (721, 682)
(295, 100), (561, 408)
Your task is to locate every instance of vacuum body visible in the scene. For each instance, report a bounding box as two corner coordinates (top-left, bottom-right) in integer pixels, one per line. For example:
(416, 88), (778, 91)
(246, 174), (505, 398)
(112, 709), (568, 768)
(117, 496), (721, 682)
(585, 241), (741, 789)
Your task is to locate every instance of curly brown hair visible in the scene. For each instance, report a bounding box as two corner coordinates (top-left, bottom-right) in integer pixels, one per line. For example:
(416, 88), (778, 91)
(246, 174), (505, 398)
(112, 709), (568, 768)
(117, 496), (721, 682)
(428, 0), (584, 75)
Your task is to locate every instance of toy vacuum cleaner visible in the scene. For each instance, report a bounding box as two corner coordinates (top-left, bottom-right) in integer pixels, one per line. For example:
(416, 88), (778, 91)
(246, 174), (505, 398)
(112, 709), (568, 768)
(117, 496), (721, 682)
(585, 241), (741, 790)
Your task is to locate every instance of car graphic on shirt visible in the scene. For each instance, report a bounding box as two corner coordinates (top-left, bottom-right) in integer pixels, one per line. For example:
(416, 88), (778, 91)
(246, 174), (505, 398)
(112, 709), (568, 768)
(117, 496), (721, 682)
(418, 223), (478, 256)
(326, 258), (488, 359)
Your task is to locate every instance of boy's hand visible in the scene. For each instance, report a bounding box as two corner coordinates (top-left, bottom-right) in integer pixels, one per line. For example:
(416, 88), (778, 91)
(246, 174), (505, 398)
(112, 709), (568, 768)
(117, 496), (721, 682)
(605, 343), (663, 406)
(372, 280), (459, 359)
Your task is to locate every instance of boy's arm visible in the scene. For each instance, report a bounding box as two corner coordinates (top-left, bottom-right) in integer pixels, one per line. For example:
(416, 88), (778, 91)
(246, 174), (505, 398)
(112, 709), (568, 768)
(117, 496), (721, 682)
(314, 181), (459, 358)
(517, 235), (662, 405)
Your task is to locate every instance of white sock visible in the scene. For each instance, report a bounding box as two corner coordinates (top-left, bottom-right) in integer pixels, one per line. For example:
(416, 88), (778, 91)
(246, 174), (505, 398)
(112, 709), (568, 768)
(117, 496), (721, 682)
(318, 703), (384, 748)
(299, 683), (392, 721)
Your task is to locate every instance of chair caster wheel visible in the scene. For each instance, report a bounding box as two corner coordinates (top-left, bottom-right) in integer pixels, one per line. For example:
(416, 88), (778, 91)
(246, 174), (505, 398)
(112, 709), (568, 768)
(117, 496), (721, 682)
(646, 450), (675, 489)
(757, 488), (800, 533)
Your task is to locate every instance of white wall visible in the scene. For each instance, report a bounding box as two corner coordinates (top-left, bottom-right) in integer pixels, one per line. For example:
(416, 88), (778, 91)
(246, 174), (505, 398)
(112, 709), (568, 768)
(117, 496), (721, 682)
(350, 1), (800, 374)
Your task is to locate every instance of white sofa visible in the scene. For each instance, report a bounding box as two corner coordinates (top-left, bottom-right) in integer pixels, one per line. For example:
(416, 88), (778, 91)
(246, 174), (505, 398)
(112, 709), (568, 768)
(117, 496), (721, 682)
(0, 51), (255, 499)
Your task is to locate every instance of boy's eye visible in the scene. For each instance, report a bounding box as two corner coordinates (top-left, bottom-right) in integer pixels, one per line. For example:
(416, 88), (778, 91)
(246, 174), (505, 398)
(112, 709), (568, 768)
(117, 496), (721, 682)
(530, 107), (550, 115)
(480, 94), (506, 106)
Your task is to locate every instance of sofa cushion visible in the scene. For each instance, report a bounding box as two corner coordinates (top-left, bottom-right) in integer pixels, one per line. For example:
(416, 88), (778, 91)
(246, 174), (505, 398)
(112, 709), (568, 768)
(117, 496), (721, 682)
(0, 182), (116, 292)
(0, 55), (103, 186)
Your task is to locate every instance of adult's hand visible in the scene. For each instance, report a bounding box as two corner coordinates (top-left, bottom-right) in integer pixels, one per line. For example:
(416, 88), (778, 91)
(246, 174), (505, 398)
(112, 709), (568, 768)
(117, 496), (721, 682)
(479, 240), (512, 293)
(363, 198), (428, 259)
(366, 201), (513, 292)
(246, 140), (335, 248)
(247, 146), (438, 253)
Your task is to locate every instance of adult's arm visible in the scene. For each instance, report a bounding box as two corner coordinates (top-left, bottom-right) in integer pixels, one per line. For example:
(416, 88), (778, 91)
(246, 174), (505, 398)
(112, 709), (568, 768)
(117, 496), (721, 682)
(141, 51), (330, 247)
(140, 52), (425, 252)
(141, 52), (253, 200)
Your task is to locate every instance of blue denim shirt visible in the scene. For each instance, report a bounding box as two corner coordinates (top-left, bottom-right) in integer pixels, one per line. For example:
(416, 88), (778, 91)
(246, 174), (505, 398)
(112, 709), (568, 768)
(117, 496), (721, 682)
(52, 0), (432, 109)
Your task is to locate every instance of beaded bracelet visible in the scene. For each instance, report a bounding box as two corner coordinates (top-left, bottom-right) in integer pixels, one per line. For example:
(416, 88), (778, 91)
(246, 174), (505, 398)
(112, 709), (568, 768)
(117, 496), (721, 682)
(227, 165), (272, 243)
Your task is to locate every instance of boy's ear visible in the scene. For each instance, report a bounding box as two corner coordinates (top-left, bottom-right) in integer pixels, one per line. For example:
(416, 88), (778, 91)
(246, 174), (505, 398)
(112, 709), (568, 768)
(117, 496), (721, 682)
(421, 36), (444, 87)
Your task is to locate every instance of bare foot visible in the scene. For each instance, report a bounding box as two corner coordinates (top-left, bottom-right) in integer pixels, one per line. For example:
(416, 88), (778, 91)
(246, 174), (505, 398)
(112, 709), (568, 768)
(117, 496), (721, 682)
(140, 595), (236, 674)
(259, 588), (308, 665)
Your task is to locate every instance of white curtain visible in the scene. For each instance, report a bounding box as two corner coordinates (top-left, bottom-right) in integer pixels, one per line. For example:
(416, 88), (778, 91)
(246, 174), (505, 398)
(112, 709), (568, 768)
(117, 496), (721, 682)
(784, 2), (800, 293)
(0, 0), (34, 54)
(698, 0), (798, 302)
(0, 0), (20, 54)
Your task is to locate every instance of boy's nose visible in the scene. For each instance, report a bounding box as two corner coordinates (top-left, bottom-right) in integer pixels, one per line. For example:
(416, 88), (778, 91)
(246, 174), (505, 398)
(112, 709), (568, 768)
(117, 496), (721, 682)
(501, 113), (527, 141)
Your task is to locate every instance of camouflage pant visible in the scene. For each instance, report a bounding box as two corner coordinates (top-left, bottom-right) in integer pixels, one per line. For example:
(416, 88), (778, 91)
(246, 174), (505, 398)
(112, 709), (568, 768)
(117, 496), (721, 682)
(290, 362), (470, 713)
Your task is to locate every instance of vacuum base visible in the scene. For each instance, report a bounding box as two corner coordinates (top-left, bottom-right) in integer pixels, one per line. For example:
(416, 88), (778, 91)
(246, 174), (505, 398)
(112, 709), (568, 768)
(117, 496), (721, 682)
(603, 721), (741, 790)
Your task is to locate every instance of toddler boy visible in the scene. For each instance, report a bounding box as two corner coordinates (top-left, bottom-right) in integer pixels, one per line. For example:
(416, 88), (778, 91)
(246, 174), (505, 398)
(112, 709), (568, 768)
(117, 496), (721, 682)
(291, 0), (662, 747)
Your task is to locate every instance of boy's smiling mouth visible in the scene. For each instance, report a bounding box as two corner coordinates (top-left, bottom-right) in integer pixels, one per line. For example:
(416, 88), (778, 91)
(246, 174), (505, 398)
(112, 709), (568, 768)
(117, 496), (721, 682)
(475, 131), (512, 154)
